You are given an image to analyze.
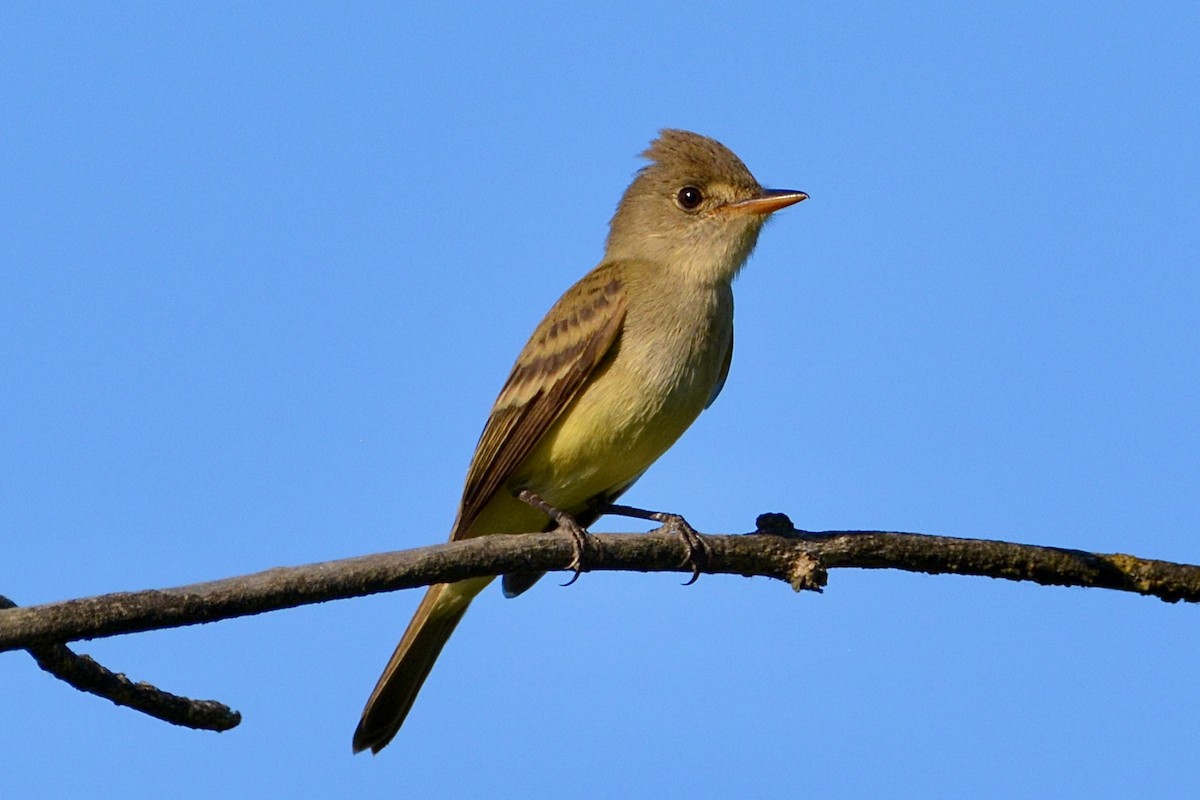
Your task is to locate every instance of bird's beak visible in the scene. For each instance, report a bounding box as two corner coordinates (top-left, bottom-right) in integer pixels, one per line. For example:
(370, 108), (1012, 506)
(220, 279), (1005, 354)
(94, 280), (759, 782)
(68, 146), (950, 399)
(729, 188), (809, 216)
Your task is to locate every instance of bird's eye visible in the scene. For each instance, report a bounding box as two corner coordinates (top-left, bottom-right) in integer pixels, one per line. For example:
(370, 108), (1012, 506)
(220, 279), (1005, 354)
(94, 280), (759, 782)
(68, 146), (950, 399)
(676, 186), (704, 210)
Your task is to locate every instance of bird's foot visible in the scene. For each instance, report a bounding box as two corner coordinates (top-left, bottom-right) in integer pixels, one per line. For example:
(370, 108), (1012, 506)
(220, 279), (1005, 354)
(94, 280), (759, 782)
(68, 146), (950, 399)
(603, 504), (710, 585)
(651, 512), (710, 585)
(515, 489), (594, 586)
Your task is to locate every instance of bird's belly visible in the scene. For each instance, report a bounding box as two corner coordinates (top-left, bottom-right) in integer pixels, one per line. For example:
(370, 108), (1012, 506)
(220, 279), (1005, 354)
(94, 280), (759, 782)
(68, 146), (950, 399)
(513, 339), (719, 512)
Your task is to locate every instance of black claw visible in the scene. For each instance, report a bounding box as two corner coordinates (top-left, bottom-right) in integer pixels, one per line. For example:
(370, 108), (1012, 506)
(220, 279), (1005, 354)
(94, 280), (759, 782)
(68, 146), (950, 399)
(515, 489), (594, 586)
(601, 504), (710, 584)
(559, 521), (590, 586)
(649, 512), (709, 586)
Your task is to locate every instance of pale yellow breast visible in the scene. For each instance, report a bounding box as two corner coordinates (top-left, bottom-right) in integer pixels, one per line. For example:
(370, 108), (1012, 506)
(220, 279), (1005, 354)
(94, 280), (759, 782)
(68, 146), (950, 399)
(513, 276), (733, 512)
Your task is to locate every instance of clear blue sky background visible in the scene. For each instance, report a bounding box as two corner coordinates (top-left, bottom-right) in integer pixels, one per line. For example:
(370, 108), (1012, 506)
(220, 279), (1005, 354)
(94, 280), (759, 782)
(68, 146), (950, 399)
(3, 3), (1198, 797)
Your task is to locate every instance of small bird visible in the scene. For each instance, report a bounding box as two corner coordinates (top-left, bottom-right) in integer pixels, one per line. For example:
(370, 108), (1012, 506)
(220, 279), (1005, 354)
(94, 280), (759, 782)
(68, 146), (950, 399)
(353, 130), (806, 754)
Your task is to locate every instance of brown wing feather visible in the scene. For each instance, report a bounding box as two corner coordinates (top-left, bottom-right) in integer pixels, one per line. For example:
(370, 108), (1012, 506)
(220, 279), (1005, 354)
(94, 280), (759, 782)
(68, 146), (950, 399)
(452, 266), (627, 539)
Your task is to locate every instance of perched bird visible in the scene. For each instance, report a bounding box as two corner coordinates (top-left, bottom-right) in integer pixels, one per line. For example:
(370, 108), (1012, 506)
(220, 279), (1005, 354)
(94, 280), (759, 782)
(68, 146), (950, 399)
(353, 130), (806, 754)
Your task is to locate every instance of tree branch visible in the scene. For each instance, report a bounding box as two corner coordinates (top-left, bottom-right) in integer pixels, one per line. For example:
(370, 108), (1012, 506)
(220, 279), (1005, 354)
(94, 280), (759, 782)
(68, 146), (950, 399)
(4, 514), (1198, 732)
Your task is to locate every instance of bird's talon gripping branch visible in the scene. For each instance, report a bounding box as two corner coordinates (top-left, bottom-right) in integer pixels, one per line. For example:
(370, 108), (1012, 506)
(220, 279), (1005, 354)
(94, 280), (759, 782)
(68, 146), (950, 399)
(559, 523), (591, 587)
(650, 512), (710, 585)
(515, 489), (594, 585)
(604, 504), (710, 584)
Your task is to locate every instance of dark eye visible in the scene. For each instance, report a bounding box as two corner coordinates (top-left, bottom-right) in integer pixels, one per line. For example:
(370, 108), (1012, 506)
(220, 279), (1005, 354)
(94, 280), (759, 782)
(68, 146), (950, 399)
(676, 186), (704, 210)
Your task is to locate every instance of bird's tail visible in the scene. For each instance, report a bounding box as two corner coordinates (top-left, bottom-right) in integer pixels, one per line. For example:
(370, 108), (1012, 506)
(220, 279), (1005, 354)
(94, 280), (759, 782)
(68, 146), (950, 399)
(352, 576), (491, 754)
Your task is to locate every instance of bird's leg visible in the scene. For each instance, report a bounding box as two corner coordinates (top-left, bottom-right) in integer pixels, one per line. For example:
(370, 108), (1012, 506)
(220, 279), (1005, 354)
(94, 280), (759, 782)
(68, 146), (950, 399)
(602, 504), (710, 585)
(514, 489), (593, 586)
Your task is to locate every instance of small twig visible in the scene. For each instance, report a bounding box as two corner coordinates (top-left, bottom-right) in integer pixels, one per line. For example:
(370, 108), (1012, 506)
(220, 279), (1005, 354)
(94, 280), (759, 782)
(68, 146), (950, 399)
(0, 594), (240, 732)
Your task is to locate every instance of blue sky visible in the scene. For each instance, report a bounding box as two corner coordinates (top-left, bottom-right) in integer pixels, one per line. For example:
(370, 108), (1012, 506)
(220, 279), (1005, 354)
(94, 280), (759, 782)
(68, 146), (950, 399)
(2, 3), (1198, 797)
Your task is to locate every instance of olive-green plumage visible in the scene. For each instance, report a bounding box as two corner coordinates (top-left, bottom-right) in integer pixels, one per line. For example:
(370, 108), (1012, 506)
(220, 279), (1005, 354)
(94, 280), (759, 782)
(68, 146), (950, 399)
(352, 130), (806, 754)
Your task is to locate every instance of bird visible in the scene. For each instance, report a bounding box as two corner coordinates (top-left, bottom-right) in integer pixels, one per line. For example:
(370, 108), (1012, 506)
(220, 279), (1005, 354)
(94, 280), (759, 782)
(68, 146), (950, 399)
(353, 129), (806, 754)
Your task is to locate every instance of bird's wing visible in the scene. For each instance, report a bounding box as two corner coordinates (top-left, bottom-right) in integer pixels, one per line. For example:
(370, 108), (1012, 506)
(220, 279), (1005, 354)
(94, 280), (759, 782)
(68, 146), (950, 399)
(452, 265), (627, 540)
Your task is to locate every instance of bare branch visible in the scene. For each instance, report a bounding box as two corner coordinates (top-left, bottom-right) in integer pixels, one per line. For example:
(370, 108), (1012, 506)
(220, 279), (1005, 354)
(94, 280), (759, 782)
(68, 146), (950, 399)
(5, 516), (1198, 660)
(4, 517), (1197, 732)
